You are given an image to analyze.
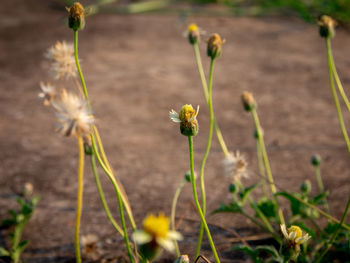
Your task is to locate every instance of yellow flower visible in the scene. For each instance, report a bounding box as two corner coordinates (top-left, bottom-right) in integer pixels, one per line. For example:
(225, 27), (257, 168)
(187, 23), (200, 44)
(132, 213), (182, 253)
(67, 2), (86, 31)
(170, 104), (199, 136)
(280, 224), (311, 246)
(207, 33), (225, 59)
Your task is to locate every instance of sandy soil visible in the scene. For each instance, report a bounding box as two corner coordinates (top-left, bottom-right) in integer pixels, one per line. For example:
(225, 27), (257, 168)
(1, 0), (350, 262)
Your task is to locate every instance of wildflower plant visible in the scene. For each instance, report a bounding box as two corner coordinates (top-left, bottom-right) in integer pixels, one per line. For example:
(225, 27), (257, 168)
(36, 4), (350, 262)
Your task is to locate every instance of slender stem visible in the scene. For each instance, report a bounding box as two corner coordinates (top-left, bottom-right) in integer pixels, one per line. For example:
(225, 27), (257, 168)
(327, 39), (350, 112)
(75, 135), (84, 263)
(251, 109), (285, 225)
(73, 30), (90, 108)
(325, 38), (350, 154)
(196, 58), (215, 257)
(116, 186), (135, 263)
(314, 165), (329, 213)
(188, 136), (220, 263)
(170, 179), (186, 257)
(91, 135), (135, 262)
(256, 140), (268, 198)
(247, 196), (274, 234)
(93, 126), (136, 229)
(314, 38), (350, 262)
(90, 155), (124, 237)
(192, 43), (230, 157)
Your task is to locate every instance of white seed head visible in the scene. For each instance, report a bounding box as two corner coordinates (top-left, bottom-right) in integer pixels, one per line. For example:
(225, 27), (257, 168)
(45, 41), (77, 79)
(223, 151), (248, 182)
(38, 82), (57, 106)
(52, 89), (93, 137)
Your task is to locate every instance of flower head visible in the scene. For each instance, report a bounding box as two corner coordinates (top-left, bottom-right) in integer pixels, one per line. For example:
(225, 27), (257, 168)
(170, 104), (199, 136)
(187, 23), (200, 45)
(45, 41), (77, 80)
(207, 33), (225, 59)
(52, 89), (93, 137)
(38, 82), (57, 106)
(280, 224), (311, 246)
(132, 213), (182, 260)
(318, 15), (337, 38)
(67, 2), (86, 31)
(241, 91), (256, 112)
(223, 151), (248, 182)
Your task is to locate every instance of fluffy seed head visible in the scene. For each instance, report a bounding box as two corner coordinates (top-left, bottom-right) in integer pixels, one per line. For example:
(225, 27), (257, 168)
(223, 151), (248, 183)
(52, 89), (93, 137)
(38, 82), (57, 106)
(45, 41), (77, 80)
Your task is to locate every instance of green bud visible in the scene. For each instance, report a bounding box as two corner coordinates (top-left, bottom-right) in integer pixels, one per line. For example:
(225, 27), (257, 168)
(207, 33), (225, 60)
(228, 183), (237, 193)
(318, 15), (336, 39)
(241, 91), (256, 112)
(300, 180), (311, 194)
(311, 154), (321, 167)
(84, 142), (93, 156)
(184, 171), (191, 182)
(67, 2), (86, 31)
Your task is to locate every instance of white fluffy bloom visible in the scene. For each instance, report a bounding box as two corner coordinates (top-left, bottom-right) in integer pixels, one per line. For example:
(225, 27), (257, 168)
(52, 89), (93, 137)
(38, 82), (57, 106)
(45, 41), (77, 79)
(223, 151), (248, 182)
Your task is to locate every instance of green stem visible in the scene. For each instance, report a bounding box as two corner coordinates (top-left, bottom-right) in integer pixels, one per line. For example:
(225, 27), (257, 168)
(73, 30), (90, 108)
(325, 38), (350, 154)
(188, 136), (220, 263)
(251, 109), (285, 225)
(196, 58), (215, 257)
(193, 43), (230, 157)
(170, 180), (186, 257)
(75, 135), (84, 263)
(93, 126), (136, 230)
(90, 155), (124, 237)
(314, 38), (350, 262)
(91, 135), (135, 262)
(314, 165), (329, 213)
(256, 139), (268, 198)
(73, 29), (136, 231)
(327, 39), (350, 113)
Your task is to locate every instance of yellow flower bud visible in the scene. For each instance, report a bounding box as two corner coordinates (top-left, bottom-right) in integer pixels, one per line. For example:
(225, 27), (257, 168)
(67, 2), (86, 31)
(241, 91), (256, 112)
(207, 33), (225, 59)
(187, 23), (200, 45)
(179, 104), (199, 137)
(318, 15), (336, 39)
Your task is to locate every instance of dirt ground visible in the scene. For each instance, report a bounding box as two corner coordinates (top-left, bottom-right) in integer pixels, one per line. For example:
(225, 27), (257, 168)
(1, 0), (350, 262)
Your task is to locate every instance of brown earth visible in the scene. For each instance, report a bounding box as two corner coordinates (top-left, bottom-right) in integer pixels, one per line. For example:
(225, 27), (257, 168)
(1, 0), (350, 262)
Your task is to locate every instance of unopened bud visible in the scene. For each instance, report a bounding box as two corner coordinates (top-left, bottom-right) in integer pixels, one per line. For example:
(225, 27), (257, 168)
(187, 24), (200, 45)
(318, 15), (336, 39)
(23, 182), (34, 197)
(67, 2), (86, 31)
(300, 180), (312, 194)
(228, 183), (237, 193)
(185, 170), (197, 182)
(241, 91), (256, 112)
(207, 33), (225, 60)
(311, 154), (321, 167)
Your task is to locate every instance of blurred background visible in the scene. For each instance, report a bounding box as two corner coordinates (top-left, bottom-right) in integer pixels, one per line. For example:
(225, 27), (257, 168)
(1, 0), (350, 262)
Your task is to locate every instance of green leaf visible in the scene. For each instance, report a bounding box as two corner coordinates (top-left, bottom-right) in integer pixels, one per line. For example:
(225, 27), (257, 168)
(257, 198), (277, 219)
(239, 184), (258, 204)
(16, 240), (29, 254)
(2, 218), (16, 227)
(255, 245), (283, 262)
(311, 192), (329, 205)
(232, 245), (261, 262)
(212, 202), (242, 214)
(0, 247), (10, 257)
